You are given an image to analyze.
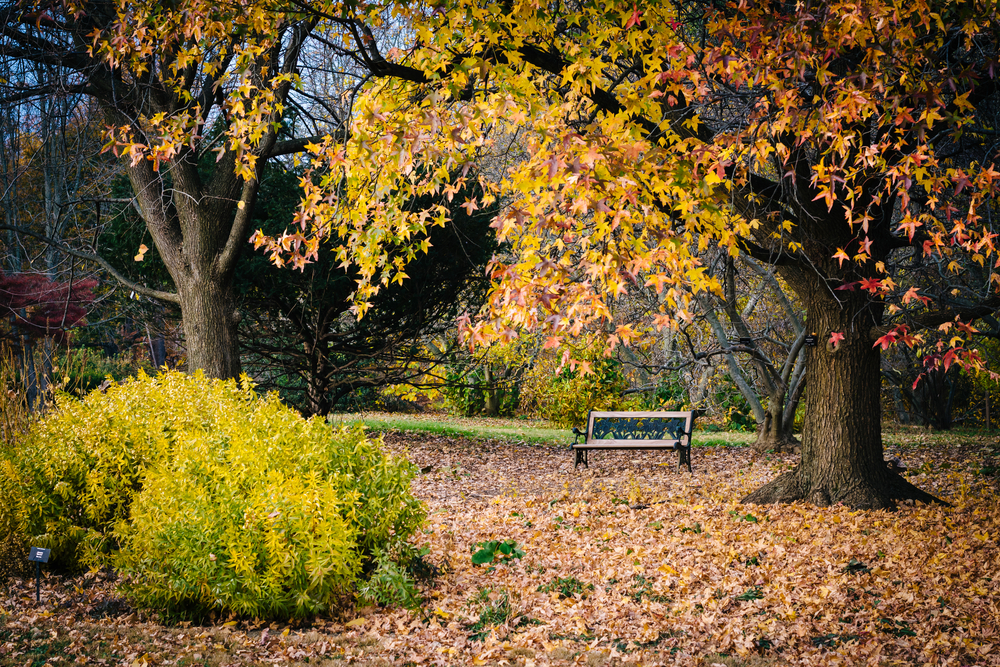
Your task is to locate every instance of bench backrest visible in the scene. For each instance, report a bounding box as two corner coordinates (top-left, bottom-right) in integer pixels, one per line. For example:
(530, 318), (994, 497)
(586, 410), (694, 444)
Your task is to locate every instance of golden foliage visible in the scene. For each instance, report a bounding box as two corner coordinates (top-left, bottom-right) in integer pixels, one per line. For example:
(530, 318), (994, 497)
(0, 370), (425, 618)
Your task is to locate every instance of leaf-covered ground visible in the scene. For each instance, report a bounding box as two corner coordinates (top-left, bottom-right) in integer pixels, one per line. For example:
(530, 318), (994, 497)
(3, 431), (1000, 666)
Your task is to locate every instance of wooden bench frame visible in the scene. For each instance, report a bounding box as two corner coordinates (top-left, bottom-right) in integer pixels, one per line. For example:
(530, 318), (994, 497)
(571, 410), (697, 472)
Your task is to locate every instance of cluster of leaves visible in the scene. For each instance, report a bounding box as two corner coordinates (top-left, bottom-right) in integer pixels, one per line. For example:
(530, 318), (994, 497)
(536, 576), (594, 600)
(216, 1), (992, 373)
(86, 0), (300, 181)
(0, 271), (97, 341)
(0, 345), (30, 583)
(0, 371), (425, 619)
(471, 539), (525, 568)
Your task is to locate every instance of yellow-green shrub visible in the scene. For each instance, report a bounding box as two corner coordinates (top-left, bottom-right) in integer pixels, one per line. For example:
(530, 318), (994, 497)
(0, 344), (30, 582)
(0, 457), (27, 583)
(0, 370), (200, 568)
(0, 371), (424, 618)
(520, 350), (641, 427)
(113, 446), (360, 619)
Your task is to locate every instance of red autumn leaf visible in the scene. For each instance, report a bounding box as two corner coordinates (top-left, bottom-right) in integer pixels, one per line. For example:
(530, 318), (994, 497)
(624, 3), (642, 29)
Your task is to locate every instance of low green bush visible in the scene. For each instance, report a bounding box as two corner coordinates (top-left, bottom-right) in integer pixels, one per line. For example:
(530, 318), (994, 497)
(0, 370), (425, 619)
(471, 539), (525, 567)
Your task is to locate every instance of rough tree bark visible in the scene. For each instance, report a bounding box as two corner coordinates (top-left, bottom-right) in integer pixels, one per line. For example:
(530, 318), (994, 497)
(742, 265), (945, 509)
(120, 143), (256, 379)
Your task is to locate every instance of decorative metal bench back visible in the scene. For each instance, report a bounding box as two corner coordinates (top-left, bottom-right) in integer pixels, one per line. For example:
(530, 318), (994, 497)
(588, 411), (691, 443)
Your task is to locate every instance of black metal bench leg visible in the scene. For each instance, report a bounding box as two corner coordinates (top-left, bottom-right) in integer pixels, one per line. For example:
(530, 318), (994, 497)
(574, 448), (589, 469)
(678, 444), (692, 473)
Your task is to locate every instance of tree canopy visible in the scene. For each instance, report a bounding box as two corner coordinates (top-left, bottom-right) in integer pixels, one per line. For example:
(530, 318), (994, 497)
(263, 0), (998, 508)
(9, 0), (998, 507)
(251, 1), (999, 350)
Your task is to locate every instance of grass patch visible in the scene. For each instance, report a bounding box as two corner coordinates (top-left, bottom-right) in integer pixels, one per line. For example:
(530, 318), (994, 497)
(537, 576), (594, 599)
(464, 587), (541, 641)
(333, 412), (759, 448)
(695, 431), (757, 447)
(8, 637), (72, 667)
(332, 412), (567, 446)
(882, 425), (996, 448)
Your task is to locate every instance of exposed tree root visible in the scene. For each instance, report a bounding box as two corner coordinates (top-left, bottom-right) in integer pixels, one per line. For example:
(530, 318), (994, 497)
(741, 468), (950, 510)
(753, 433), (801, 455)
(884, 472), (949, 506)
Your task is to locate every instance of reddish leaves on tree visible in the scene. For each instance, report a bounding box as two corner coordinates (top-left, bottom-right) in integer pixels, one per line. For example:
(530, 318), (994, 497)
(0, 271), (97, 340)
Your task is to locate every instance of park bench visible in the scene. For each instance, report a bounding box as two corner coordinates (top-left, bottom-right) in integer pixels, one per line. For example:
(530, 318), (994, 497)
(571, 410), (698, 471)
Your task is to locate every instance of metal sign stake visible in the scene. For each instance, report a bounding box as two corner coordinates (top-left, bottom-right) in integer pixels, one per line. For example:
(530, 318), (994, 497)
(27, 547), (50, 604)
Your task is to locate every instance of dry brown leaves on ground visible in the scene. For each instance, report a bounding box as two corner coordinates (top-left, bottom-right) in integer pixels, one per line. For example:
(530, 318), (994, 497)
(2, 432), (999, 667)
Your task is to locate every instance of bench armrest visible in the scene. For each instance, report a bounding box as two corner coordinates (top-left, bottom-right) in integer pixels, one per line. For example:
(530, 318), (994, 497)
(668, 410), (700, 443)
(571, 426), (586, 445)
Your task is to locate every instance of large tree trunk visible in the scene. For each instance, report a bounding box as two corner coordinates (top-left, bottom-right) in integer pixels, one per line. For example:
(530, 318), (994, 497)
(742, 274), (944, 510)
(177, 278), (242, 379)
(122, 147), (256, 381)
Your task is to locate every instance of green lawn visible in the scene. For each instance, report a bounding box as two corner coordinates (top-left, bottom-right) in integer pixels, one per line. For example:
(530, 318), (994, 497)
(331, 412), (568, 446)
(330, 411), (758, 447)
(333, 411), (1000, 451)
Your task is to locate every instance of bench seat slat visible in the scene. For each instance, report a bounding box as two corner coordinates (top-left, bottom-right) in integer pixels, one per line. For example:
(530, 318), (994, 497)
(574, 441), (681, 449)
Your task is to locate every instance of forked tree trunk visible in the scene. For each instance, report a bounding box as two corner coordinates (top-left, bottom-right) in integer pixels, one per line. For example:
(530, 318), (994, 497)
(755, 400), (799, 453)
(98, 22), (311, 382)
(742, 276), (944, 510)
(122, 152), (249, 381)
(752, 342), (807, 454)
